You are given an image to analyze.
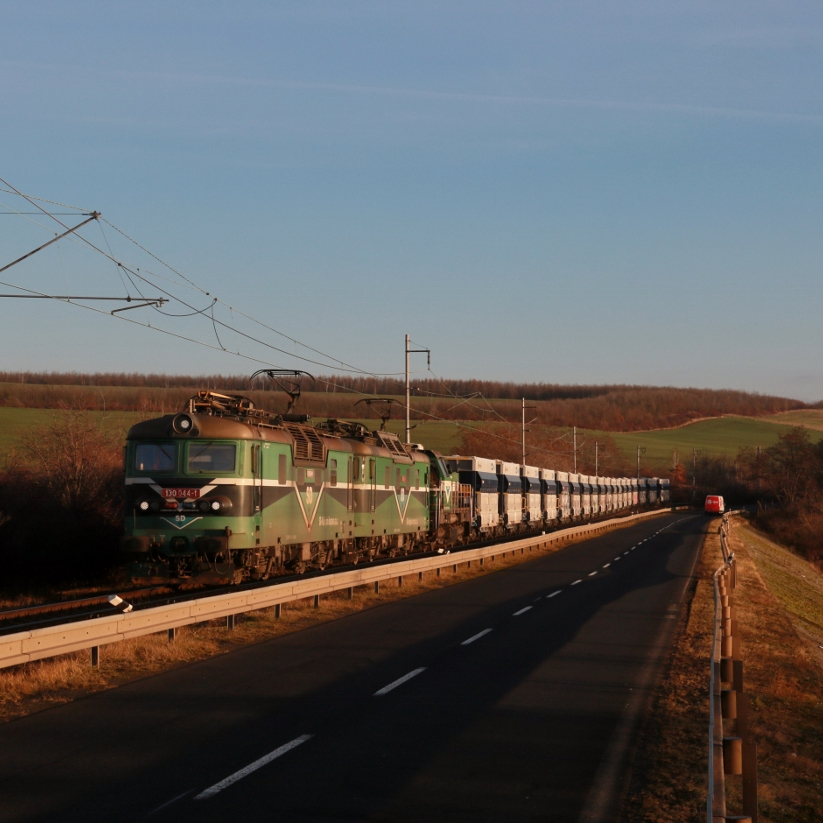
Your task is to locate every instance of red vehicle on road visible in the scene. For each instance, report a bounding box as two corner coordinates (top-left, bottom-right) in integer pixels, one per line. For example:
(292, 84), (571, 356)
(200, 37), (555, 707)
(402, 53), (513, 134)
(704, 495), (725, 514)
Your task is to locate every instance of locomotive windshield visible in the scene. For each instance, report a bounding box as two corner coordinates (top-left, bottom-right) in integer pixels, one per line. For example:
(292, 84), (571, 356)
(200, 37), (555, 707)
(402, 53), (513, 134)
(186, 442), (237, 473)
(134, 442), (177, 472)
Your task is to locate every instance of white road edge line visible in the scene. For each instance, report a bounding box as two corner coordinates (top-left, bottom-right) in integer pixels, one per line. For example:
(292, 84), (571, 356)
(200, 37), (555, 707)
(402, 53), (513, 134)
(513, 606), (533, 616)
(462, 629), (493, 645)
(374, 667), (427, 696)
(547, 590), (562, 598)
(195, 735), (313, 800)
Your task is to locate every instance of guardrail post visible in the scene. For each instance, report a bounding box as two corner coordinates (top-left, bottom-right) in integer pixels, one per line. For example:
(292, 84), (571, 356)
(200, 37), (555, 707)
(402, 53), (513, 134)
(453, 564), (457, 573)
(168, 627), (176, 642)
(721, 689), (737, 720)
(398, 576), (403, 587)
(743, 740), (759, 822)
(479, 557), (484, 566)
(733, 659), (744, 692)
(436, 567), (441, 577)
(723, 737), (743, 775)
(90, 646), (99, 668)
(274, 603), (282, 618)
(418, 571), (423, 582)
(226, 614), (235, 630)
(347, 587), (353, 600)
(374, 581), (380, 594)
(313, 594), (320, 608)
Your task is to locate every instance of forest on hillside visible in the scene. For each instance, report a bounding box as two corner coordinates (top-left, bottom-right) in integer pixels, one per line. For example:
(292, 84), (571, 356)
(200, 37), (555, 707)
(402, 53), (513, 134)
(0, 371), (807, 433)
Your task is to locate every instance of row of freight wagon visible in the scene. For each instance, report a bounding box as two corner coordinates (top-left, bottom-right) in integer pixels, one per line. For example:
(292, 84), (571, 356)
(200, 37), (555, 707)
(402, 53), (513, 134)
(444, 455), (669, 532)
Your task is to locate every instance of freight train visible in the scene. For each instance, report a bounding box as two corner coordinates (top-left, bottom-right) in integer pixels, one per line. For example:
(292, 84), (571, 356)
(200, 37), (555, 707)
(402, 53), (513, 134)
(122, 391), (669, 585)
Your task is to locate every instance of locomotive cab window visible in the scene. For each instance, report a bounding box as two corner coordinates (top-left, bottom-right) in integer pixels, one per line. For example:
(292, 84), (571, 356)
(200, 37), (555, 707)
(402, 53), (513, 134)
(134, 443), (177, 472)
(330, 459), (337, 486)
(186, 442), (237, 474)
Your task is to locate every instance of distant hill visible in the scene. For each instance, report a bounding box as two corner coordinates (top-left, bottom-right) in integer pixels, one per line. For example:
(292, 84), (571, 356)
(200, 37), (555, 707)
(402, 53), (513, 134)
(0, 371), (806, 433)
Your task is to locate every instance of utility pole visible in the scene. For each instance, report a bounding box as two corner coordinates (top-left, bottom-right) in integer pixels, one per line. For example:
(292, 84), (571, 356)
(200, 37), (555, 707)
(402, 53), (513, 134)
(594, 441), (599, 476)
(404, 334), (430, 444)
(521, 398), (537, 466)
(573, 426), (577, 473)
(636, 445), (646, 479)
(756, 446), (760, 492)
(692, 448), (702, 502)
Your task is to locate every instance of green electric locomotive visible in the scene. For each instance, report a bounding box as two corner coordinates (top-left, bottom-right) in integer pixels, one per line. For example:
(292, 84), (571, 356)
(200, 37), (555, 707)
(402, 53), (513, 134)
(123, 391), (465, 584)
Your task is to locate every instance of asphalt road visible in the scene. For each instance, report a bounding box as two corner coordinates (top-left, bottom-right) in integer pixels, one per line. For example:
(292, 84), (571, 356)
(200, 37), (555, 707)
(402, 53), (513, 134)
(0, 512), (707, 823)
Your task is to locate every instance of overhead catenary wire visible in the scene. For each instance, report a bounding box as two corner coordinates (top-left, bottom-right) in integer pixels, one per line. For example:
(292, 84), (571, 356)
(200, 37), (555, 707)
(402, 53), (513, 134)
(0, 179), (619, 470)
(0, 176), (405, 378)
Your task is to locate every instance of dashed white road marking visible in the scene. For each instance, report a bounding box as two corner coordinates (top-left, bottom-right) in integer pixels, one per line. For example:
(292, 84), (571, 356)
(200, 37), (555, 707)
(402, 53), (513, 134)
(462, 629), (492, 645)
(602, 563), (611, 568)
(195, 735), (313, 800)
(613, 557), (621, 561)
(624, 551), (630, 555)
(588, 571), (598, 577)
(547, 590), (562, 598)
(571, 579), (582, 586)
(374, 668), (427, 696)
(614, 557), (621, 561)
(513, 606), (533, 616)
(149, 789), (195, 815)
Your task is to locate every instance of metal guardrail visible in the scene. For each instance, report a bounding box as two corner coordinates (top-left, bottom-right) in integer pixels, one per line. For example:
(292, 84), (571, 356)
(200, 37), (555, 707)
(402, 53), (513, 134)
(708, 512), (758, 822)
(0, 508), (675, 671)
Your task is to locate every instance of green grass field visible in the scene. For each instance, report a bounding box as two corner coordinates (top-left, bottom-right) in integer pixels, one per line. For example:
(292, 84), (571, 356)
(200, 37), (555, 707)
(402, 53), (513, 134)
(759, 409), (823, 431)
(0, 408), (465, 459)
(584, 416), (823, 471)
(0, 408), (145, 458)
(1, 406), (817, 470)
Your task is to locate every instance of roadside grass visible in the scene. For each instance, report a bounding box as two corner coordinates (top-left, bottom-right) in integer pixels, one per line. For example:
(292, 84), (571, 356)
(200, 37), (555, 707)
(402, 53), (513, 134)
(726, 521), (823, 822)
(1, 528), (609, 723)
(622, 518), (823, 823)
(620, 522), (717, 822)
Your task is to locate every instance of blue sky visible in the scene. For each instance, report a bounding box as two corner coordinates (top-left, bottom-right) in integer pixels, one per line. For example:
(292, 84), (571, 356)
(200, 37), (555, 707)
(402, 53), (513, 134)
(1, 2), (822, 399)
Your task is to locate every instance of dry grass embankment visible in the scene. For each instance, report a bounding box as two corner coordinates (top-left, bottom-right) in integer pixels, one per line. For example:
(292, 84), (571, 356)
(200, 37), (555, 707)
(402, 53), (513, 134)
(1, 529), (607, 723)
(726, 521), (823, 822)
(622, 518), (823, 823)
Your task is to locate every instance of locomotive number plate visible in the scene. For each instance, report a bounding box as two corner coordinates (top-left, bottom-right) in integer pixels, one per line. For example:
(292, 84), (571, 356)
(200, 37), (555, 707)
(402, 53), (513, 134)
(163, 488), (200, 499)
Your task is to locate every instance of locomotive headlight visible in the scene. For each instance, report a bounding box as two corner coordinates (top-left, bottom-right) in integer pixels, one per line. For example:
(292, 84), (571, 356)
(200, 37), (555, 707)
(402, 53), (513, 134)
(210, 500), (221, 511)
(138, 500), (150, 512)
(172, 413), (194, 435)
